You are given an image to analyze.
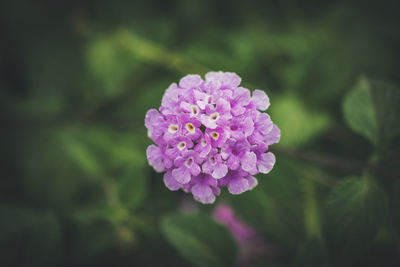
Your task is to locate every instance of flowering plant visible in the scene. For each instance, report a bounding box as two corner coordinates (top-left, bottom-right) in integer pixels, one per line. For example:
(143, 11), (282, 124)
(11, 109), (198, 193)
(145, 72), (280, 203)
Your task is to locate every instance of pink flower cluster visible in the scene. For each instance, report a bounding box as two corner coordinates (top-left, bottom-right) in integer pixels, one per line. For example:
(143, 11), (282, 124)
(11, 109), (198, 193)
(145, 72), (280, 204)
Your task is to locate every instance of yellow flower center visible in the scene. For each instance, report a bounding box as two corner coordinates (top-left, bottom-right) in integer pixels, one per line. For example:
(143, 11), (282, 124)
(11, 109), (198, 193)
(178, 142), (186, 150)
(168, 124), (179, 133)
(211, 132), (219, 140)
(210, 112), (219, 121)
(186, 123), (195, 133)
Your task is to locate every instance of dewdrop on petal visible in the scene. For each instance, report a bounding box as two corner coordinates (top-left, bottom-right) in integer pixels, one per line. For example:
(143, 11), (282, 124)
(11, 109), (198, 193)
(145, 72), (280, 204)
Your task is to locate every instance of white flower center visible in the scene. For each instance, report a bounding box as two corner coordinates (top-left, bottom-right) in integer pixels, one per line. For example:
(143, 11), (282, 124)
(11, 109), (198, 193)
(168, 124), (179, 133)
(209, 112), (219, 122)
(185, 123), (195, 134)
(210, 156), (216, 165)
(191, 105), (199, 116)
(201, 138), (207, 147)
(184, 157), (194, 168)
(177, 141), (186, 151)
(211, 131), (219, 140)
(205, 95), (213, 104)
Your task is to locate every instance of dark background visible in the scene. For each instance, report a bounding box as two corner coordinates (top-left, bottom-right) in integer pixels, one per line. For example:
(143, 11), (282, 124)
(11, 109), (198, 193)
(1, 0), (400, 266)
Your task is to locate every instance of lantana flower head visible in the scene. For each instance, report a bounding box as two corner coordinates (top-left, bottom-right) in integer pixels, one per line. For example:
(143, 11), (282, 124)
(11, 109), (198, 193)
(145, 72), (280, 204)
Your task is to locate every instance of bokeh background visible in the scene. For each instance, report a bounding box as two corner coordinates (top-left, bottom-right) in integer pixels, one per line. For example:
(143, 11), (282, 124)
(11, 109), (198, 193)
(1, 0), (400, 266)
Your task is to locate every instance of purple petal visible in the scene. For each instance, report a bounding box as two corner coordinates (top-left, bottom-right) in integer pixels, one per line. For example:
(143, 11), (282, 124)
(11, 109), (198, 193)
(216, 98), (231, 114)
(256, 113), (273, 134)
(179, 101), (192, 112)
(161, 83), (179, 108)
(205, 71), (241, 88)
(235, 87), (251, 105)
(165, 147), (179, 158)
(201, 114), (218, 129)
(163, 172), (180, 191)
(265, 124), (281, 145)
(241, 151), (257, 172)
(228, 177), (249, 195)
(179, 74), (203, 89)
(230, 129), (245, 140)
(252, 90), (270, 111)
(243, 117), (254, 137)
(227, 156), (240, 170)
(235, 140), (251, 152)
(258, 152), (276, 174)
(146, 145), (165, 172)
(192, 183), (212, 198)
(202, 160), (213, 174)
(145, 109), (161, 129)
(231, 105), (246, 116)
(197, 100), (206, 110)
(245, 175), (258, 190)
(174, 156), (186, 167)
(212, 186), (221, 196)
(164, 157), (173, 169)
(212, 163), (228, 179)
(248, 131), (264, 145)
(252, 143), (268, 156)
(199, 145), (211, 158)
(191, 163), (201, 176)
(194, 193), (216, 204)
(172, 166), (191, 184)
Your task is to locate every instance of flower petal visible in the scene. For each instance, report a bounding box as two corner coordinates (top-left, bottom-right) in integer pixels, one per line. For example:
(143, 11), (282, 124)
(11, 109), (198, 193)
(227, 156), (240, 170)
(228, 177), (249, 195)
(172, 166), (191, 184)
(246, 175), (258, 190)
(146, 145), (165, 172)
(192, 183), (212, 198)
(252, 90), (270, 111)
(179, 74), (203, 89)
(205, 71), (241, 88)
(258, 152), (276, 174)
(241, 151), (257, 172)
(243, 117), (254, 137)
(265, 124), (281, 145)
(212, 163), (228, 179)
(163, 172), (180, 191)
(194, 193), (216, 204)
(191, 163), (201, 176)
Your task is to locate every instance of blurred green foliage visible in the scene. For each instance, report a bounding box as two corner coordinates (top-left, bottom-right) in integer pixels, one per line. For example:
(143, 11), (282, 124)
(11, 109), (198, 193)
(1, 0), (400, 266)
(162, 213), (237, 267)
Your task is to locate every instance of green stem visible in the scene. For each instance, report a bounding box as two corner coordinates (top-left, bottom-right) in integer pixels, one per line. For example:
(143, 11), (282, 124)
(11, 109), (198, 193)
(303, 180), (322, 239)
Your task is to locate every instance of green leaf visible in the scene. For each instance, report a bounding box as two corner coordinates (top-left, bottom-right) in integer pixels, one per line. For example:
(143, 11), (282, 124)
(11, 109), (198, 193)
(0, 206), (62, 267)
(71, 209), (117, 260)
(271, 94), (331, 147)
(23, 212), (63, 267)
(390, 179), (400, 236)
(117, 165), (147, 209)
(323, 176), (387, 265)
(302, 180), (322, 239)
(86, 35), (140, 98)
(21, 127), (148, 210)
(21, 130), (102, 209)
(343, 78), (400, 148)
(0, 205), (37, 240)
(291, 238), (328, 267)
(161, 213), (237, 267)
(228, 158), (312, 250)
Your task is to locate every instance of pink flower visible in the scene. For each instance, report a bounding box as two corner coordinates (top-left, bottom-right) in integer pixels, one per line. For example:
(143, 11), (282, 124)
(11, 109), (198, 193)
(202, 149), (228, 179)
(172, 150), (202, 184)
(145, 71), (280, 204)
(213, 204), (279, 265)
(189, 174), (221, 204)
